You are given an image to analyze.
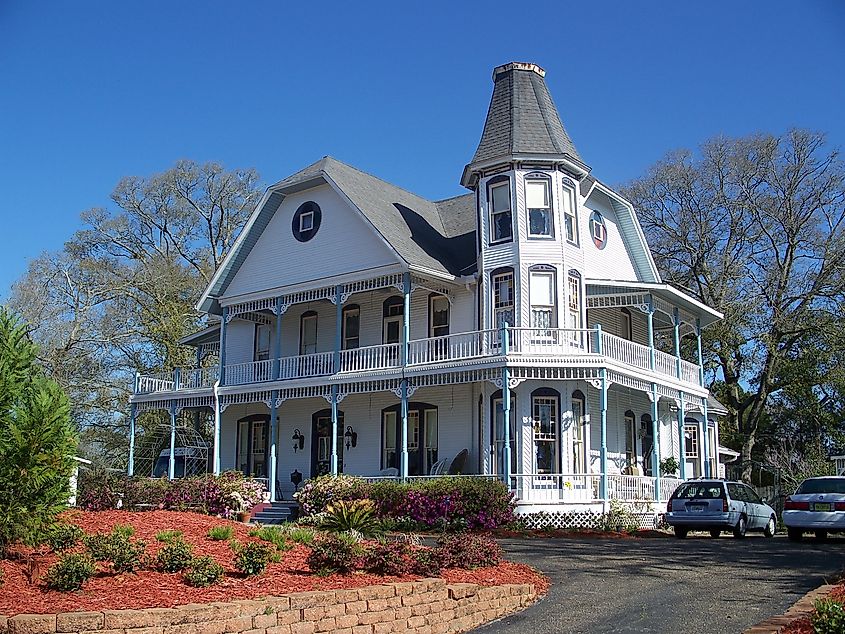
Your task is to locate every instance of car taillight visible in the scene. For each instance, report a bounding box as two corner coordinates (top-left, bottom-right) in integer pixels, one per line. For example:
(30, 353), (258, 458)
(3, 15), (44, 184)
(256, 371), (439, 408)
(723, 499), (728, 512)
(667, 498), (673, 513)
(835, 502), (845, 511)
(784, 497), (810, 510)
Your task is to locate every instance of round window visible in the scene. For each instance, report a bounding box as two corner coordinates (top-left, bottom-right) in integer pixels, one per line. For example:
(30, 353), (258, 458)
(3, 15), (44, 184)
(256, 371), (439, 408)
(292, 201), (322, 242)
(589, 211), (607, 250)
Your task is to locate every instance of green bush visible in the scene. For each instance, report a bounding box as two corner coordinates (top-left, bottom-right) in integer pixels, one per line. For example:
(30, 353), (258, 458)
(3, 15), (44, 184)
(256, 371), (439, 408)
(321, 500), (382, 537)
(82, 530), (145, 573)
(0, 309), (77, 555)
(232, 541), (275, 576)
(47, 523), (84, 552)
(207, 525), (234, 541)
(112, 524), (135, 538)
(294, 474), (369, 517)
(156, 529), (183, 543)
(409, 547), (444, 577)
(248, 526), (291, 551)
(280, 526), (315, 545)
(812, 598), (845, 634)
(307, 533), (363, 575)
(184, 555), (225, 587)
(437, 533), (501, 569)
(44, 553), (96, 591)
(363, 539), (409, 576)
(156, 539), (194, 572)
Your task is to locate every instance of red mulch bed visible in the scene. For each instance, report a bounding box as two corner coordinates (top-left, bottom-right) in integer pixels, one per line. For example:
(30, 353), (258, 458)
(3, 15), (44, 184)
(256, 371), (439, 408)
(0, 511), (547, 617)
(780, 583), (845, 633)
(494, 528), (669, 539)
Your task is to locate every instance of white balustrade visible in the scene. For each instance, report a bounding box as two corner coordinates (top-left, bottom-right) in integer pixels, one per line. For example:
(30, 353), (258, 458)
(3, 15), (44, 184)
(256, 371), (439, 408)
(659, 477), (683, 501)
(680, 359), (701, 385)
(136, 372), (175, 394)
(226, 359), (275, 385)
(339, 343), (401, 372)
(605, 474), (657, 501)
(510, 473), (600, 503)
(177, 366), (219, 390)
(508, 328), (598, 355)
(406, 330), (497, 365)
(279, 352), (334, 379)
(600, 332), (652, 372)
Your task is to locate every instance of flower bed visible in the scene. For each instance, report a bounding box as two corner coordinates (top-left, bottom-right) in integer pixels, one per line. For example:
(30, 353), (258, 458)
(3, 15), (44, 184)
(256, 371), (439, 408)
(0, 510), (547, 617)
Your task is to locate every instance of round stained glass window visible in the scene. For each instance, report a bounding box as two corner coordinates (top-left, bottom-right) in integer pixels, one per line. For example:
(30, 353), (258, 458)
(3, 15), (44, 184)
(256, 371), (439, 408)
(589, 211), (607, 250)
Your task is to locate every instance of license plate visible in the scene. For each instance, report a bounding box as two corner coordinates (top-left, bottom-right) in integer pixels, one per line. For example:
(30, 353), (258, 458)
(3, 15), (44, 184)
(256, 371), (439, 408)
(814, 503), (832, 511)
(689, 505), (705, 513)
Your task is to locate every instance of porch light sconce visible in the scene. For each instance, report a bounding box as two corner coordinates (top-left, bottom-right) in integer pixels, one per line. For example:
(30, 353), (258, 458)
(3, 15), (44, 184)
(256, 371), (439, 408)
(292, 429), (305, 453)
(344, 425), (358, 450)
(290, 469), (302, 491)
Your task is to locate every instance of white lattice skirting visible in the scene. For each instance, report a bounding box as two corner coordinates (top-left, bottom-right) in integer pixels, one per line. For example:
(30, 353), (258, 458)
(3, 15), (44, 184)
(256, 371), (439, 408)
(518, 509), (668, 531)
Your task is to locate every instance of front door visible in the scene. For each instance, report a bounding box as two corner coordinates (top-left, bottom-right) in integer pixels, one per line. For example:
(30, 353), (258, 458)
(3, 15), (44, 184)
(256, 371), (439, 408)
(236, 415), (269, 478)
(311, 410), (344, 476)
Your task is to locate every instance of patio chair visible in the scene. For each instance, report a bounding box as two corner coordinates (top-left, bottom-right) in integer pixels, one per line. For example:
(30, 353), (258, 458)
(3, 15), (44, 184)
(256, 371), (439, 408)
(429, 459), (448, 475)
(446, 449), (468, 475)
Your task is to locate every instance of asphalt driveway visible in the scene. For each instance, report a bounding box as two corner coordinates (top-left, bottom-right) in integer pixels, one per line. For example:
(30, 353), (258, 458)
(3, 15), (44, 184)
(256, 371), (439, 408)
(474, 534), (845, 634)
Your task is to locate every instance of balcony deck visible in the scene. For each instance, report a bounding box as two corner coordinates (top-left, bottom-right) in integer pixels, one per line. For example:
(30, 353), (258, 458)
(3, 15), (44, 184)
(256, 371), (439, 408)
(134, 327), (702, 396)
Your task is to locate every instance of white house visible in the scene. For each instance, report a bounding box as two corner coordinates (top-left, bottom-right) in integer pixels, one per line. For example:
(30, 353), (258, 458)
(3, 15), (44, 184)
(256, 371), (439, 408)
(128, 62), (723, 516)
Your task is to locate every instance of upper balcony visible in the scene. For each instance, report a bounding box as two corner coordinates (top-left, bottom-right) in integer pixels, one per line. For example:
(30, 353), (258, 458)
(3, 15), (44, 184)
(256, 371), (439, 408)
(133, 326), (702, 396)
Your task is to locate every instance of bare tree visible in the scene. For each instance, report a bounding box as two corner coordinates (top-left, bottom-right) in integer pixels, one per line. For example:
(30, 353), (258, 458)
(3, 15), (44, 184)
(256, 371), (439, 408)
(622, 130), (845, 479)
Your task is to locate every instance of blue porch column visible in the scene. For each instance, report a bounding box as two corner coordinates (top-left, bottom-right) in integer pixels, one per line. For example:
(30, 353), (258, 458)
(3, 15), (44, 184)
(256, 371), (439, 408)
(673, 308), (682, 379)
(274, 297), (283, 379)
(646, 297), (656, 371)
(168, 405), (177, 480)
(335, 284), (343, 373)
(702, 398), (711, 478)
(696, 320), (705, 386)
(127, 402), (137, 477)
(212, 381), (221, 475)
(501, 322), (512, 488)
(651, 384), (660, 500)
(219, 306), (229, 386)
(269, 390), (279, 501)
(330, 385), (339, 475)
(401, 272), (411, 365)
(677, 392), (687, 481)
(596, 324), (608, 500)
(400, 379), (409, 480)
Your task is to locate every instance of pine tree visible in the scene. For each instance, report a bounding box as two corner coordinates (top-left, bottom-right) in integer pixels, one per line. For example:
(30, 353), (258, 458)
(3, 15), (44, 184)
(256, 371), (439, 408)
(0, 307), (77, 555)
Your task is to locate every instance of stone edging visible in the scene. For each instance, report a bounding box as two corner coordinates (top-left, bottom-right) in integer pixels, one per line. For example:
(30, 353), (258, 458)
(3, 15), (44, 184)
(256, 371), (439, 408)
(0, 579), (537, 634)
(744, 583), (836, 633)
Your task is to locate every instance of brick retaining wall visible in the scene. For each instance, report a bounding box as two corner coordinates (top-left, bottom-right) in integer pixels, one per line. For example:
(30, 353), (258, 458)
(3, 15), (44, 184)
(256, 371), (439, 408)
(0, 579), (537, 634)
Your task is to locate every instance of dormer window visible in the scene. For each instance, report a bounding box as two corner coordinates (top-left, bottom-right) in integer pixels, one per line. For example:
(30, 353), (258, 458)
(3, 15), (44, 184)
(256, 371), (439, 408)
(488, 178), (513, 244)
(526, 176), (553, 237)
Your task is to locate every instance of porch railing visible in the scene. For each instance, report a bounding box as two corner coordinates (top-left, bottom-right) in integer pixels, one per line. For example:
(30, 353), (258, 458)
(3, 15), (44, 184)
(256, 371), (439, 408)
(339, 343), (401, 372)
(510, 473), (681, 504)
(407, 330), (498, 365)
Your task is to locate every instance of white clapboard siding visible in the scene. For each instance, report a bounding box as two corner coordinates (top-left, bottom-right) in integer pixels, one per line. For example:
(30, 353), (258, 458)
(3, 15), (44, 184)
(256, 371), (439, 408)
(224, 184), (400, 299)
(581, 189), (639, 282)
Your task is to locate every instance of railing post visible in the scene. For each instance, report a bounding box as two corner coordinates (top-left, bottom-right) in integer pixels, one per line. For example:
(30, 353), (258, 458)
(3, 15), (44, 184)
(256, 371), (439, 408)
(269, 389), (279, 501)
(651, 383), (660, 501)
(330, 385), (339, 476)
(673, 308), (682, 379)
(219, 307), (229, 386)
(678, 392), (687, 481)
(335, 284), (343, 373)
(212, 381), (221, 475)
(595, 323), (603, 355)
(599, 368), (608, 503)
(702, 397), (711, 478)
(646, 297), (656, 371)
(173, 367), (181, 391)
(127, 402), (137, 477)
(274, 297), (283, 380)
(400, 379), (409, 481)
(168, 405), (177, 480)
(502, 322), (512, 489)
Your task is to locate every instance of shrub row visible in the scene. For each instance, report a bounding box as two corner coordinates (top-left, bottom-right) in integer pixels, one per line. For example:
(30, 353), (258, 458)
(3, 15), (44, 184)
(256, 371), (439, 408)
(77, 470), (265, 519)
(295, 475), (516, 530)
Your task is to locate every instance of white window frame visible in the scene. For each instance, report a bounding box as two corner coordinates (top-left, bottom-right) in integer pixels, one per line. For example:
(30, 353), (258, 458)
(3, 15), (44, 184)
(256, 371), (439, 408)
(685, 424), (699, 458)
(532, 395), (559, 474)
(382, 410), (397, 469)
(572, 394), (585, 474)
(429, 295), (450, 338)
(254, 324), (271, 361)
(299, 210), (314, 233)
(567, 272), (582, 330)
(342, 306), (360, 350)
(492, 270), (515, 329)
(563, 185), (578, 244)
(625, 412), (637, 465)
(525, 176), (554, 238)
(299, 312), (318, 355)
(489, 180), (513, 244)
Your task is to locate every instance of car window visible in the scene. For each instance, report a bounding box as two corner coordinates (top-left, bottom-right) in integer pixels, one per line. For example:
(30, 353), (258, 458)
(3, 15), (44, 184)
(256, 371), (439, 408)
(674, 483), (725, 499)
(796, 479), (845, 494)
(727, 483), (747, 501)
(743, 486), (763, 504)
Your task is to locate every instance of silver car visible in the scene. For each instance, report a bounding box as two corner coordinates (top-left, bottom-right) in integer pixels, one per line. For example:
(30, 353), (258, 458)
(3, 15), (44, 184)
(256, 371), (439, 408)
(783, 476), (845, 541)
(665, 479), (777, 539)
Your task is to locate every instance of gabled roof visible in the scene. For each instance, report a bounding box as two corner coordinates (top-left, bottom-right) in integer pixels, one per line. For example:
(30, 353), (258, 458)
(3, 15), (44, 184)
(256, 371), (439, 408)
(197, 157), (476, 313)
(463, 62), (586, 186)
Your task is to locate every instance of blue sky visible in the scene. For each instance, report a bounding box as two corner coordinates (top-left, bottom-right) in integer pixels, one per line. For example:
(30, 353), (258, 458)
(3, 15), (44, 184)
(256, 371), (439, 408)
(1, 1), (843, 299)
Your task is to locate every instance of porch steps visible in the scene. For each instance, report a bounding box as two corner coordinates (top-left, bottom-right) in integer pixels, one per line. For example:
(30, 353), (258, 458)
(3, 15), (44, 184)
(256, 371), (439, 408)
(251, 501), (299, 525)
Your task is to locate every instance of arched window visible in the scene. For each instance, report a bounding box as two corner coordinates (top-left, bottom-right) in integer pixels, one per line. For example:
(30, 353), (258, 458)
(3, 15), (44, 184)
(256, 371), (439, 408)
(381, 402), (438, 475)
(525, 173), (553, 238)
(383, 296), (404, 344)
(487, 175), (513, 244)
(299, 311), (318, 355)
(572, 390), (586, 473)
(491, 267), (515, 329)
(342, 304), (360, 350)
(532, 387), (561, 474)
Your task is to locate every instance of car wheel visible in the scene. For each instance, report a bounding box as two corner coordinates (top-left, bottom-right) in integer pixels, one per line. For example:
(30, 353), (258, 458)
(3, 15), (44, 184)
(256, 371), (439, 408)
(733, 515), (747, 538)
(787, 528), (803, 542)
(709, 529), (721, 538)
(764, 517), (776, 538)
(815, 530), (828, 541)
(674, 526), (688, 539)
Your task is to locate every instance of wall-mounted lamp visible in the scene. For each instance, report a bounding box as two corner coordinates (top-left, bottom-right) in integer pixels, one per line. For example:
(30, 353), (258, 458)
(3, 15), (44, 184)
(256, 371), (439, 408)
(290, 469), (302, 491)
(344, 425), (358, 450)
(292, 428), (305, 453)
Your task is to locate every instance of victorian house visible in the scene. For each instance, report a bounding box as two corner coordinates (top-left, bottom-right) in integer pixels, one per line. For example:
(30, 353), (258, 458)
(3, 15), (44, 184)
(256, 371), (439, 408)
(128, 62), (723, 516)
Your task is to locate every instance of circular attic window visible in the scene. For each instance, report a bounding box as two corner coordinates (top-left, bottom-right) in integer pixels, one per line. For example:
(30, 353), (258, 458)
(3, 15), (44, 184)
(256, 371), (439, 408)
(292, 201), (322, 242)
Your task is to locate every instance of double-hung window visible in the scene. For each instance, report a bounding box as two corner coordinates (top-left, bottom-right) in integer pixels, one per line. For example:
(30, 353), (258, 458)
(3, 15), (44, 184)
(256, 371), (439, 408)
(299, 312), (318, 355)
(429, 295), (449, 338)
(532, 391), (559, 474)
(489, 179), (513, 243)
(342, 305), (360, 350)
(562, 184), (578, 244)
(572, 391), (586, 473)
(526, 177), (553, 237)
(529, 268), (556, 336)
(492, 270), (515, 330)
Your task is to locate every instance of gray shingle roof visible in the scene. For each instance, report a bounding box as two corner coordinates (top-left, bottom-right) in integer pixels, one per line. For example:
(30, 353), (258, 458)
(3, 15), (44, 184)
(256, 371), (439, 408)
(468, 63), (582, 168)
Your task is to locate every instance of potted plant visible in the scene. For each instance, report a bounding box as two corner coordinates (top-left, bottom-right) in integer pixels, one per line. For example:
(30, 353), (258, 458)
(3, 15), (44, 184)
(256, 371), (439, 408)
(659, 457), (680, 477)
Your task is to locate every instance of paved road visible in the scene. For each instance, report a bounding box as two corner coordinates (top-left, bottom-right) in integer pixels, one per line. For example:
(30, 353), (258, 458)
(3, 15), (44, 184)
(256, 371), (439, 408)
(474, 534), (845, 634)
